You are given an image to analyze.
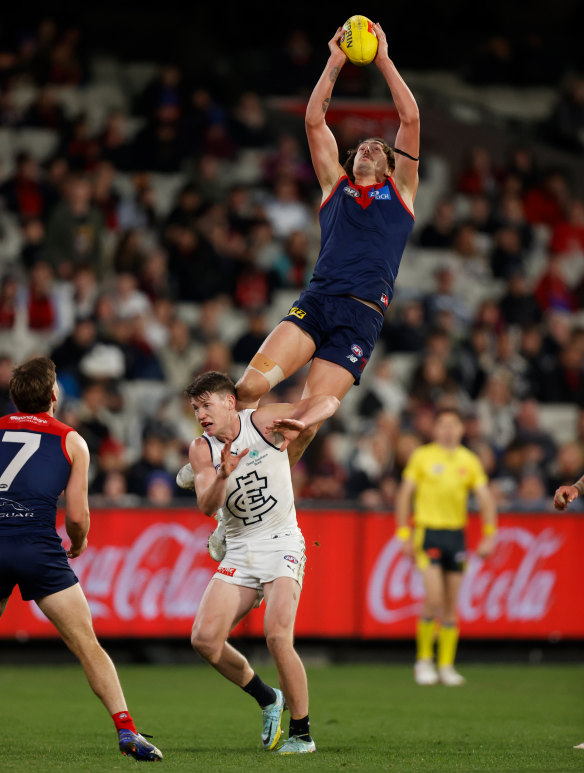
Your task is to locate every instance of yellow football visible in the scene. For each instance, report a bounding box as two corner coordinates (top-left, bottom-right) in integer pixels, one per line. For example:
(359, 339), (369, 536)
(340, 15), (378, 66)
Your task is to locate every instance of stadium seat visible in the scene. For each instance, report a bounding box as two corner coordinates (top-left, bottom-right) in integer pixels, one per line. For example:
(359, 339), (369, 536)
(15, 129), (59, 162)
(538, 404), (579, 445)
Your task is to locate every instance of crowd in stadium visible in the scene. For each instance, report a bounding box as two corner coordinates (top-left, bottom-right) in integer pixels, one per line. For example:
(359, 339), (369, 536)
(0, 18), (584, 511)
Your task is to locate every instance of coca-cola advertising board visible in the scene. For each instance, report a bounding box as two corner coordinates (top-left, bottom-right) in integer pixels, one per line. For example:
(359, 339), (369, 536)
(0, 509), (582, 640)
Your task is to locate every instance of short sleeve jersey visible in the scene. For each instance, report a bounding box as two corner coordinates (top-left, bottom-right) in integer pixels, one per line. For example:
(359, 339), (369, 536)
(0, 413), (73, 534)
(402, 442), (488, 529)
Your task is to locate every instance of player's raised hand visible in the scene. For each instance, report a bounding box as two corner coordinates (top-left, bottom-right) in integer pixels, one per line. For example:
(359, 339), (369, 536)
(554, 484), (578, 510)
(265, 418), (306, 452)
(328, 27), (347, 65)
(218, 439), (249, 479)
(67, 537), (88, 558)
(373, 23), (389, 65)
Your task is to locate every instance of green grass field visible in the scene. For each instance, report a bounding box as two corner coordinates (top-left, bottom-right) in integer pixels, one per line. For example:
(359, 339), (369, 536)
(0, 662), (582, 772)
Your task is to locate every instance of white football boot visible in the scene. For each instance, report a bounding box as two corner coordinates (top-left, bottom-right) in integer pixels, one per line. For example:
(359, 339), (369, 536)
(414, 659), (439, 685)
(176, 463), (195, 491)
(438, 665), (466, 686)
(573, 743), (584, 749)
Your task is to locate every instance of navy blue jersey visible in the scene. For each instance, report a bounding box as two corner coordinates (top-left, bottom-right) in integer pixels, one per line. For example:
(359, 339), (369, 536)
(0, 413), (73, 535)
(308, 175), (415, 312)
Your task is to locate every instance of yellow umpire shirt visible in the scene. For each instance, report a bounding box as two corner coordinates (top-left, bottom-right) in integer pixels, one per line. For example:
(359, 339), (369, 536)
(402, 443), (488, 529)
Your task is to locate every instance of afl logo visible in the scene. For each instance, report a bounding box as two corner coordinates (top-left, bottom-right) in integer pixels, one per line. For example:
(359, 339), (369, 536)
(284, 555), (299, 564)
(351, 344), (363, 357)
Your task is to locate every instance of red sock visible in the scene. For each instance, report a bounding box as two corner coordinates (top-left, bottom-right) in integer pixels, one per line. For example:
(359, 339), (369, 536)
(112, 711), (137, 733)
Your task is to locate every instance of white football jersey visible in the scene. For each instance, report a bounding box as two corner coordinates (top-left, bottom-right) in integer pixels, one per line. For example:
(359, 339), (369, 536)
(204, 409), (299, 543)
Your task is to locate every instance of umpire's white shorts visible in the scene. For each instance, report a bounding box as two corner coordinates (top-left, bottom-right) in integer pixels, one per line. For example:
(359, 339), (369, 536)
(212, 531), (306, 603)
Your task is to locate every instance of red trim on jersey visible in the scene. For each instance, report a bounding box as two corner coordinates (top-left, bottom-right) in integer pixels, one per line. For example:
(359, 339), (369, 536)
(387, 176), (415, 220)
(0, 413), (73, 463)
(61, 432), (72, 464)
(320, 175), (348, 211)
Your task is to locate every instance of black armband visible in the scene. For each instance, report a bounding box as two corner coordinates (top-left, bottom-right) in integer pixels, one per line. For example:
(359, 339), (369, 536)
(393, 147), (419, 162)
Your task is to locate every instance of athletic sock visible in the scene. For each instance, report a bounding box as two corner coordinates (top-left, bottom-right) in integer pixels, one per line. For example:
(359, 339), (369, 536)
(289, 714), (312, 742)
(416, 617), (435, 661)
(437, 624), (460, 668)
(242, 673), (277, 708)
(112, 711), (137, 734)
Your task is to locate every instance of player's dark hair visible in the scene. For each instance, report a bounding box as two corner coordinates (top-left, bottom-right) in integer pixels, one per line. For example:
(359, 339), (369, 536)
(185, 371), (236, 401)
(344, 137), (395, 182)
(9, 356), (56, 413)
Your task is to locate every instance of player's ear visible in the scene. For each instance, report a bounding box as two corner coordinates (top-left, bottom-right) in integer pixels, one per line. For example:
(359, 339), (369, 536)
(225, 393), (236, 410)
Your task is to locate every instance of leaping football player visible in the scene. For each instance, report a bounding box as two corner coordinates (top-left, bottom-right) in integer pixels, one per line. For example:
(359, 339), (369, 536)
(235, 21), (420, 463)
(185, 371), (339, 754)
(0, 357), (162, 761)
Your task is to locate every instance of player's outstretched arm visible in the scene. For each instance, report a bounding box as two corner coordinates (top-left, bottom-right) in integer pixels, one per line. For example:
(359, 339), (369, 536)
(554, 479), (584, 510)
(190, 437), (248, 516)
(255, 395), (340, 451)
(373, 23), (420, 201)
(305, 28), (347, 197)
(475, 484), (498, 558)
(64, 431), (90, 558)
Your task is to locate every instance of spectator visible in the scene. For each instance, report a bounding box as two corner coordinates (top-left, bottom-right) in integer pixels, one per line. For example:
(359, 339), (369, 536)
(127, 430), (171, 497)
(160, 317), (204, 391)
(381, 299), (427, 353)
(499, 273), (542, 328)
(533, 254), (576, 313)
(544, 76), (584, 154)
(44, 173), (105, 279)
(0, 153), (50, 221)
(231, 310), (269, 365)
(417, 197), (457, 249)
(357, 358), (407, 419)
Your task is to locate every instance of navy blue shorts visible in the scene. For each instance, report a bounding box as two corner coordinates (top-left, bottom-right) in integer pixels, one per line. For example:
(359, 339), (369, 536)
(281, 290), (384, 385)
(416, 528), (466, 573)
(0, 532), (79, 601)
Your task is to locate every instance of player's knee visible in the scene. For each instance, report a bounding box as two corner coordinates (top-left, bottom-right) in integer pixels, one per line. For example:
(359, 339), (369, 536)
(191, 628), (221, 664)
(235, 370), (269, 407)
(265, 627), (293, 655)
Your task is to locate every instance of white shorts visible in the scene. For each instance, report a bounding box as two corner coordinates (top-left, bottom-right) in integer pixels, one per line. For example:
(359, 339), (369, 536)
(213, 532), (306, 603)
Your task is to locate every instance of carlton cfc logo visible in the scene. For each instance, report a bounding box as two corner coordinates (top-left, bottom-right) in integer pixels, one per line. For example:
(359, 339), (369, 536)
(351, 344), (363, 357)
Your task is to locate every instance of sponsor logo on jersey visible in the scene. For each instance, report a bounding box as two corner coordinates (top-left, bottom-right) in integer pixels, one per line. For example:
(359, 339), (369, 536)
(343, 186), (360, 198)
(0, 497), (33, 517)
(427, 547), (442, 560)
(431, 464), (445, 474)
(380, 293), (389, 307)
(217, 566), (236, 577)
(369, 184), (391, 200)
(284, 554), (299, 564)
(249, 449), (259, 459)
(288, 306), (306, 319)
(458, 467), (468, 476)
(8, 415), (48, 424)
(351, 344), (363, 357)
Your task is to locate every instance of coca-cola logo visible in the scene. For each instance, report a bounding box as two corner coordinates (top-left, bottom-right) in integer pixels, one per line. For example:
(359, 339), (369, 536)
(367, 527), (563, 625)
(33, 522), (214, 623)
